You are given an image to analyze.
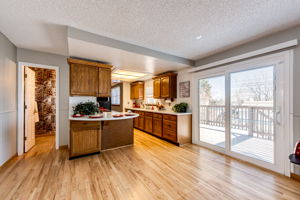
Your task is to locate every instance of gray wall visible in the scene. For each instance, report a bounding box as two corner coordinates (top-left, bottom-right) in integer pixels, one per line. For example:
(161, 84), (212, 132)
(17, 48), (70, 146)
(195, 25), (300, 173)
(0, 32), (17, 165)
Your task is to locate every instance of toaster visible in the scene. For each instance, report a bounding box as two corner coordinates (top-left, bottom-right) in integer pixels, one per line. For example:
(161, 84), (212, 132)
(295, 141), (300, 156)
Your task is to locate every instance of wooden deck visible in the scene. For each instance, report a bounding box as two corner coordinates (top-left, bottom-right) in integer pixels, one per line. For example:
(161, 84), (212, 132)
(0, 130), (299, 200)
(200, 124), (274, 163)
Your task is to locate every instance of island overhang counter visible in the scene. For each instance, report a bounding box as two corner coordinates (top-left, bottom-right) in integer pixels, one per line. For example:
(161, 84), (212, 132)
(69, 113), (139, 159)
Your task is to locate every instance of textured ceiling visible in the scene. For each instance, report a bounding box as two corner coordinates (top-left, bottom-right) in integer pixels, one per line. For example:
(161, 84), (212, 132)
(0, 0), (300, 60)
(68, 38), (189, 75)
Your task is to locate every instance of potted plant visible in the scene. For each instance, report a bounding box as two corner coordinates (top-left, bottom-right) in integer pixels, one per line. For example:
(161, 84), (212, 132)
(73, 101), (100, 115)
(172, 102), (188, 113)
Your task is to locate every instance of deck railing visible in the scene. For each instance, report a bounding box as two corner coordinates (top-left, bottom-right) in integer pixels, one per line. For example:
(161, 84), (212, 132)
(199, 105), (274, 140)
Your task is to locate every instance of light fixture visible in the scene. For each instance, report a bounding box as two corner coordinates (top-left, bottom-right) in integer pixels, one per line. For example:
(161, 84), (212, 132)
(196, 35), (202, 40)
(112, 69), (148, 81)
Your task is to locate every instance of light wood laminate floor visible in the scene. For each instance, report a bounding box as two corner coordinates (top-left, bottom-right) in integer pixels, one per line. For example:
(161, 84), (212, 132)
(0, 130), (300, 200)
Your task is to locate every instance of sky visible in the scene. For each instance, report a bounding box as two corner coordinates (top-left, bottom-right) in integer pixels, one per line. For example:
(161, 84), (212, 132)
(199, 66), (274, 105)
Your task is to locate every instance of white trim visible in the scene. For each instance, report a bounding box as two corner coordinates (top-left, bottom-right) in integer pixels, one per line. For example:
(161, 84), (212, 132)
(191, 50), (293, 175)
(189, 39), (298, 73)
(18, 62), (60, 155)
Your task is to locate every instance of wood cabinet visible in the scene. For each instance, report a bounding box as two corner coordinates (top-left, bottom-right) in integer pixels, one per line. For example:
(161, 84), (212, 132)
(138, 111), (145, 130)
(152, 114), (162, 137)
(161, 76), (170, 98)
(144, 112), (153, 133)
(162, 115), (177, 143)
(125, 108), (191, 145)
(68, 58), (112, 97)
(152, 72), (177, 99)
(153, 78), (161, 98)
(70, 121), (101, 158)
(98, 68), (111, 97)
(70, 64), (99, 96)
(130, 81), (144, 100)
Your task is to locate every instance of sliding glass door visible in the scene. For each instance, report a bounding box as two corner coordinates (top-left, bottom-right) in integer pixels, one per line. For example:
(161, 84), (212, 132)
(194, 52), (290, 174)
(230, 66), (274, 163)
(199, 76), (226, 148)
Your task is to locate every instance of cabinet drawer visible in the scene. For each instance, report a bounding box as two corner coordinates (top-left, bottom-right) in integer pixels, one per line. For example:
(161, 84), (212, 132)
(163, 120), (177, 131)
(163, 114), (177, 121)
(163, 128), (177, 142)
(71, 121), (101, 128)
(138, 111), (145, 116)
(153, 113), (162, 119)
(145, 112), (153, 117)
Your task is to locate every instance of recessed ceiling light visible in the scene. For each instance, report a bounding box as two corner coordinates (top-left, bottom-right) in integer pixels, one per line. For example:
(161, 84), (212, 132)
(196, 35), (202, 40)
(111, 69), (148, 81)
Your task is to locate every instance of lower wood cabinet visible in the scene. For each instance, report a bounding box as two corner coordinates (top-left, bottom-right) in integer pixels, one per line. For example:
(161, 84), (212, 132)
(138, 116), (144, 130)
(126, 109), (191, 145)
(70, 121), (101, 158)
(152, 117), (162, 137)
(144, 116), (153, 133)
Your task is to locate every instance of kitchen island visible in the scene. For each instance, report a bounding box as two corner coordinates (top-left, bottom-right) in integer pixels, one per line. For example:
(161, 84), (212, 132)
(69, 113), (139, 159)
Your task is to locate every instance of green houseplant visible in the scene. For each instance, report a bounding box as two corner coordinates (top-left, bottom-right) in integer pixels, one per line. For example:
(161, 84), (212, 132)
(172, 102), (188, 113)
(73, 101), (99, 115)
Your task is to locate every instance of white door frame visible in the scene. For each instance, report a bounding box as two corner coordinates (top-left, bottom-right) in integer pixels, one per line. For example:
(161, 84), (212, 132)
(191, 50), (293, 175)
(18, 62), (60, 155)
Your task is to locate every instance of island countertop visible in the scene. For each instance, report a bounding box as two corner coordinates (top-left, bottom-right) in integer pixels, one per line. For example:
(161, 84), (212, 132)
(69, 112), (139, 121)
(125, 107), (192, 116)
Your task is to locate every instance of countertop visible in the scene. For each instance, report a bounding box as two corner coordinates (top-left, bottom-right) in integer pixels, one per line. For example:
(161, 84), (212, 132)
(69, 112), (139, 121)
(125, 107), (192, 116)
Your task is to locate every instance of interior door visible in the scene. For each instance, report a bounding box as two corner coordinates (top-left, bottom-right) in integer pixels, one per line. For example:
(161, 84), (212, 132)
(24, 67), (36, 152)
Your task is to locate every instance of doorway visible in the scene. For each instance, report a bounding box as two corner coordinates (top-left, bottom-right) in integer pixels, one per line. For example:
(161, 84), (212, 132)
(24, 66), (57, 152)
(18, 62), (59, 155)
(192, 51), (293, 175)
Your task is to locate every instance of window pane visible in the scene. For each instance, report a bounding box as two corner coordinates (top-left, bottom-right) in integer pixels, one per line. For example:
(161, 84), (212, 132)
(199, 76), (225, 148)
(230, 66), (274, 163)
(111, 86), (121, 105)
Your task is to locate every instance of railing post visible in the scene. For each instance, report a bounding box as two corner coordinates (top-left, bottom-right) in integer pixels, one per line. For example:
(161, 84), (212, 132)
(248, 107), (253, 137)
(206, 106), (209, 125)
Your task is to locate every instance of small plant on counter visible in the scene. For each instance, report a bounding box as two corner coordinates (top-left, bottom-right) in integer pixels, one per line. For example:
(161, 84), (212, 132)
(172, 102), (188, 113)
(73, 101), (100, 115)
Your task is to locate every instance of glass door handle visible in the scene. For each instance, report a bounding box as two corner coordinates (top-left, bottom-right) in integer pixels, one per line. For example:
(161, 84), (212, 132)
(275, 109), (281, 125)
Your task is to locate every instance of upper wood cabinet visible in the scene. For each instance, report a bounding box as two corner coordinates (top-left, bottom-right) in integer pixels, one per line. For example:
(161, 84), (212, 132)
(98, 68), (111, 97)
(68, 58), (112, 97)
(153, 72), (177, 99)
(70, 64), (99, 96)
(130, 81), (144, 100)
(153, 78), (161, 98)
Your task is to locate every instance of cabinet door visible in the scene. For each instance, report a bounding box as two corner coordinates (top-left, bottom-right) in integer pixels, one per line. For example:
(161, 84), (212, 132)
(70, 64), (99, 96)
(138, 116), (144, 130)
(138, 84), (144, 99)
(134, 85), (140, 99)
(153, 78), (161, 98)
(130, 85), (135, 99)
(162, 128), (177, 143)
(161, 76), (170, 98)
(98, 68), (111, 97)
(134, 112), (139, 128)
(70, 122), (101, 157)
(153, 118), (162, 137)
(144, 116), (153, 133)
